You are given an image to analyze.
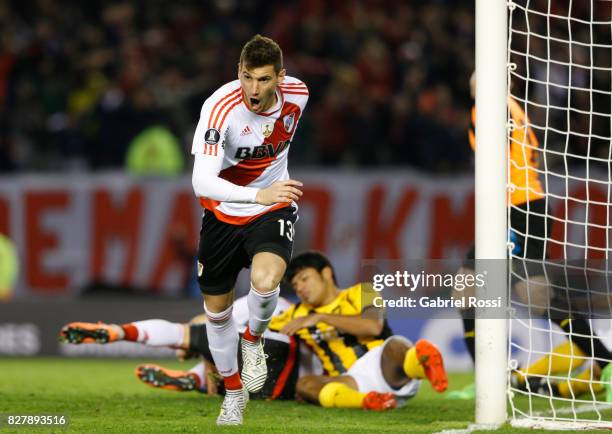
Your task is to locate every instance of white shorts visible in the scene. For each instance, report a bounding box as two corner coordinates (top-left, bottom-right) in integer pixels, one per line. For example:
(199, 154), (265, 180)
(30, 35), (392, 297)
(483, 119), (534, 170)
(346, 336), (421, 398)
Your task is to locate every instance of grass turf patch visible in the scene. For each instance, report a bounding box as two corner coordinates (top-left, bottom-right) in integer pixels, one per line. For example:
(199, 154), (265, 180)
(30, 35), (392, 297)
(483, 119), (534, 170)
(1, 358), (610, 433)
(0, 358), (473, 433)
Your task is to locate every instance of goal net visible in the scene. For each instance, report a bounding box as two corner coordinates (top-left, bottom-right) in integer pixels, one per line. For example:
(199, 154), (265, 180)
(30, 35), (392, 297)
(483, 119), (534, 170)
(506, 0), (612, 429)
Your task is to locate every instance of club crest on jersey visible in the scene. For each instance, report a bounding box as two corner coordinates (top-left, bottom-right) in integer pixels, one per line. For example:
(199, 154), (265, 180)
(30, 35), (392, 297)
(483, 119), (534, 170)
(204, 128), (220, 145)
(262, 123), (274, 138)
(283, 113), (295, 132)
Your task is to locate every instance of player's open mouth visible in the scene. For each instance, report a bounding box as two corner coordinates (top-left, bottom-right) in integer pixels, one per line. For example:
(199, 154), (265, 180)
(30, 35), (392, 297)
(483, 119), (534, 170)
(250, 97), (260, 108)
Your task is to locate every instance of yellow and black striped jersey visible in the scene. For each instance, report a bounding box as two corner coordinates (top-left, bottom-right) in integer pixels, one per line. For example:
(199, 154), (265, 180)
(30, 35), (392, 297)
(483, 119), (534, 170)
(269, 283), (390, 376)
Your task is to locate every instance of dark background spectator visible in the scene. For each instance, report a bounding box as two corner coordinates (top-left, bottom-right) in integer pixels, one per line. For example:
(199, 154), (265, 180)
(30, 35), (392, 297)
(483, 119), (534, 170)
(0, 0), (608, 173)
(0, 0), (476, 173)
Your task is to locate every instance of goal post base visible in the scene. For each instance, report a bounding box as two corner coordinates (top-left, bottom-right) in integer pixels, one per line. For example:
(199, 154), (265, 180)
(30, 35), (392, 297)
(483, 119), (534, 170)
(511, 417), (612, 431)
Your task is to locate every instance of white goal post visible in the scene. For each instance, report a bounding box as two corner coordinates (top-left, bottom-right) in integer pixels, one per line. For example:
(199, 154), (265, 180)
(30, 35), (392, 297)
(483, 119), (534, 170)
(476, 0), (612, 430)
(474, 0), (509, 427)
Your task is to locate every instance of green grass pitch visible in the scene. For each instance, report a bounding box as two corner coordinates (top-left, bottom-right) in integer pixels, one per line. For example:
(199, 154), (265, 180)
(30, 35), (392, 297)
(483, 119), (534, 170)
(0, 358), (610, 433)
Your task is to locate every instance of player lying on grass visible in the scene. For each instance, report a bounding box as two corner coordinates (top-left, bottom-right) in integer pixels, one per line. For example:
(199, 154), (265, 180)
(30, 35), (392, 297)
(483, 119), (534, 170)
(448, 338), (608, 400)
(267, 251), (448, 410)
(126, 251), (449, 410)
(59, 295), (315, 401)
(60, 251), (448, 410)
(59, 289), (436, 409)
(510, 340), (606, 399)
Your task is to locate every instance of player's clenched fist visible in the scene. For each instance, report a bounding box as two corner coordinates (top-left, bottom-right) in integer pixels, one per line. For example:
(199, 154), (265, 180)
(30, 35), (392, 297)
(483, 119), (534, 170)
(256, 180), (303, 205)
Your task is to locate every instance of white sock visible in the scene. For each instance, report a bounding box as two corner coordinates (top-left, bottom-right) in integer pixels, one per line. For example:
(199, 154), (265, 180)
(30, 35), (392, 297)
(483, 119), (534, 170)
(131, 320), (184, 347)
(204, 304), (239, 377)
(247, 284), (280, 337)
(188, 362), (206, 391)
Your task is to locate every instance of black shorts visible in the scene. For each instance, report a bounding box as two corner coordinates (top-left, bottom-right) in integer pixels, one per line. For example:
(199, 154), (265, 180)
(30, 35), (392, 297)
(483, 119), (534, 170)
(197, 206), (297, 295)
(189, 324), (300, 400)
(463, 198), (551, 275)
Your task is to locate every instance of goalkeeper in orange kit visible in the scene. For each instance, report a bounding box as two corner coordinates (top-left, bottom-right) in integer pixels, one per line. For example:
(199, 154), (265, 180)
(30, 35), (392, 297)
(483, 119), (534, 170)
(449, 73), (611, 399)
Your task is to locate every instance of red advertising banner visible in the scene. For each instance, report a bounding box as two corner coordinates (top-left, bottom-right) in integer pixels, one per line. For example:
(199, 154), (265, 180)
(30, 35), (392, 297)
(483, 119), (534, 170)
(1, 170), (608, 296)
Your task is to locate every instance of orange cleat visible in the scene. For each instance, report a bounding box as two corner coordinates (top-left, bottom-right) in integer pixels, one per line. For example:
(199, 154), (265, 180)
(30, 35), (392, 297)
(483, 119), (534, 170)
(415, 339), (448, 392)
(59, 322), (121, 344)
(362, 392), (397, 411)
(136, 364), (199, 392)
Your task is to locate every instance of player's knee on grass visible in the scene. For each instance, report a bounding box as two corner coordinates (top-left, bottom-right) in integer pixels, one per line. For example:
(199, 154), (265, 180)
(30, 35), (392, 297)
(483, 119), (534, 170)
(514, 275), (551, 316)
(251, 252), (286, 293)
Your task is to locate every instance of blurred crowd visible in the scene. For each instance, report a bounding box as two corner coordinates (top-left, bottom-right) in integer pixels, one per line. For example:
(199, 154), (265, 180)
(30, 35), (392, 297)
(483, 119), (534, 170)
(1, 0), (608, 175)
(0, 0), (475, 173)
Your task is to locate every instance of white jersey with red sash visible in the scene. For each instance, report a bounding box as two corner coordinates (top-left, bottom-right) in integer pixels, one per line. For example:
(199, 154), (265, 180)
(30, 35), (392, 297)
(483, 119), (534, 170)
(191, 76), (308, 225)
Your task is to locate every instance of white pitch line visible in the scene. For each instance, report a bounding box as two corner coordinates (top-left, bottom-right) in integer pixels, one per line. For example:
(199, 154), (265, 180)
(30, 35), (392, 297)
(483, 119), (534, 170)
(528, 402), (612, 418)
(435, 423), (501, 434)
(436, 404), (612, 433)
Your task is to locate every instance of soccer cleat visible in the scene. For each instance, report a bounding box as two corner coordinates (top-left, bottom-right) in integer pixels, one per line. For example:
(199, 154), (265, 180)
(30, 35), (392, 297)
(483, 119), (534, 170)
(216, 387), (249, 426)
(59, 322), (120, 344)
(536, 380), (561, 397)
(510, 368), (547, 393)
(362, 392), (397, 411)
(415, 339), (448, 392)
(135, 364), (198, 392)
(240, 337), (268, 393)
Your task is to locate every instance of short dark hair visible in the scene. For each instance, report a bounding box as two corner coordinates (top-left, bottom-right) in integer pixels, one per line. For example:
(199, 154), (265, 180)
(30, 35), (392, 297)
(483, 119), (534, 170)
(285, 251), (337, 286)
(239, 34), (283, 74)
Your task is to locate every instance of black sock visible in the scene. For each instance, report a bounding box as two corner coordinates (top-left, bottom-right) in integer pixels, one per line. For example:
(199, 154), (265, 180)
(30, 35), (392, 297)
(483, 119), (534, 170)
(551, 316), (612, 369)
(460, 308), (476, 363)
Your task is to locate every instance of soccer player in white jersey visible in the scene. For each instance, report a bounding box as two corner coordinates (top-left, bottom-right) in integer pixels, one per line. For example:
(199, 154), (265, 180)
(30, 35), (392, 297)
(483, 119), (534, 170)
(190, 34), (308, 425)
